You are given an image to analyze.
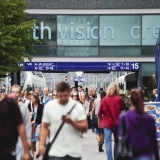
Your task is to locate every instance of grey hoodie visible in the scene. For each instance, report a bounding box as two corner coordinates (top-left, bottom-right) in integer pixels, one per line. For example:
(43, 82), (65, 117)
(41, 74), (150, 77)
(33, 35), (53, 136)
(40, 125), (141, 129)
(13, 102), (31, 157)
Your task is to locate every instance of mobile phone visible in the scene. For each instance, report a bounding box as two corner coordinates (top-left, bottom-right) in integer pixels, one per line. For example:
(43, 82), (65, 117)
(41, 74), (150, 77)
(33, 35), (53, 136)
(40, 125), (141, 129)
(62, 115), (66, 118)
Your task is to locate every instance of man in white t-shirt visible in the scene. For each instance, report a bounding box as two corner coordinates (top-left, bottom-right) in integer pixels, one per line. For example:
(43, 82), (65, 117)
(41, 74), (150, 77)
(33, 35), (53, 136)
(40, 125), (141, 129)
(39, 81), (88, 160)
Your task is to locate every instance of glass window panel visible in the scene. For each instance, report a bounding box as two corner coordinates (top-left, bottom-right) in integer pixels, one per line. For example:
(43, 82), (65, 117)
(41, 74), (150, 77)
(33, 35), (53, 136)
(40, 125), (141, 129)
(28, 15), (56, 46)
(142, 15), (160, 45)
(142, 46), (154, 56)
(142, 63), (155, 77)
(57, 47), (98, 56)
(142, 63), (156, 95)
(99, 47), (141, 57)
(29, 46), (56, 56)
(57, 16), (98, 46)
(99, 15), (141, 46)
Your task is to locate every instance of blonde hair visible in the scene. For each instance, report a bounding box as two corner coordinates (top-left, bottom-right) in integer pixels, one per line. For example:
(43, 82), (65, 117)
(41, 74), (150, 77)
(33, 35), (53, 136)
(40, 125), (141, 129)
(11, 84), (21, 93)
(107, 83), (120, 96)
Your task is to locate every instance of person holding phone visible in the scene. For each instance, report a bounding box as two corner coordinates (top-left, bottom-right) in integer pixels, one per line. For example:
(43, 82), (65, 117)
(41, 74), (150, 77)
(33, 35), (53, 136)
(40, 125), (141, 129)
(39, 81), (88, 160)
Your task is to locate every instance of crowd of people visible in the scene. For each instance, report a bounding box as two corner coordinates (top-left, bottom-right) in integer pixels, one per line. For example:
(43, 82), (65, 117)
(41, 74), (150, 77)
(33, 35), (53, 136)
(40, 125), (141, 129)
(0, 81), (159, 160)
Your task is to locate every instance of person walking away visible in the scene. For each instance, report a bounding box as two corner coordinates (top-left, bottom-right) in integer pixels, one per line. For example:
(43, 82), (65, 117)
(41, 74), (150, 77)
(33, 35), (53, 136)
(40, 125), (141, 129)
(51, 89), (58, 101)
(80, 93), (90, 129)
(98, 83), (126, 160)
(118, 89), (159, 160)
(11, 85), (32, 160)
(41, 87), (51, 106)
(28, 94), (44, 159)
(92, 91), (106, 152)
(39, 81), (88, 160)
(0, 90), (30, 160)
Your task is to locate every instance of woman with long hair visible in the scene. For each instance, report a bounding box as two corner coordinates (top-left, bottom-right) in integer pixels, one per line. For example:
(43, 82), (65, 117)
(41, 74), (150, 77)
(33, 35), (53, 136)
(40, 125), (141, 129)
(118, 89), (159, 160)
(71, 92), (80, 101)
(98, 83), (126, 160)
(28, 93), (44, 159)
(52, 89), (58, 100)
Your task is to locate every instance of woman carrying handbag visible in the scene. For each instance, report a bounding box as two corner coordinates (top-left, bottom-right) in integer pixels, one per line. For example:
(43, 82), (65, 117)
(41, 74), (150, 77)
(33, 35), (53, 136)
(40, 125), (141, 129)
(28, 93), (44, 159)
(118, 89), (159, 160)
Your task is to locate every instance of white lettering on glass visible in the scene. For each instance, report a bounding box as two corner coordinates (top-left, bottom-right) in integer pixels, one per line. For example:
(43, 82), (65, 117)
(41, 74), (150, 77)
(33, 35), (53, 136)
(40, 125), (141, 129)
(153, 26), (160, 39)
(143, 26), (150, 39)
(131, 26), (140, 39)
(76, 27), (85, 40)
(58, 26), (69, 40)
(33, 24), (39, 39)
(40, 22), (51, 40)
(104, 27), (114, 40)
(91, 26), (98, 40)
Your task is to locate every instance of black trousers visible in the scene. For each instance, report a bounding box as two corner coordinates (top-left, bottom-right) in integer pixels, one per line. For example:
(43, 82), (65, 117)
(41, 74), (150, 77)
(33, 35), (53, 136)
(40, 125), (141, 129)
(87, 115), (91, 129)
(0, 153), (15, 160)
(48, 155), (81, 160)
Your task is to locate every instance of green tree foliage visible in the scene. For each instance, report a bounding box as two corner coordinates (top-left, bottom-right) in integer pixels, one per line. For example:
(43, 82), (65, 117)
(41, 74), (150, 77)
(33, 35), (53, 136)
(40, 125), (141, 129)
(0, 0), (39, 76)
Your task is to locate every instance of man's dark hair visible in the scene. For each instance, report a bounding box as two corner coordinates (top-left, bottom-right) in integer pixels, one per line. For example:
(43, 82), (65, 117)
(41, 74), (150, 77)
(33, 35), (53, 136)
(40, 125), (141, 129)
(78, 85), (82, 89)
(56, 81), (71, 93)
(100, 91), (106, 99)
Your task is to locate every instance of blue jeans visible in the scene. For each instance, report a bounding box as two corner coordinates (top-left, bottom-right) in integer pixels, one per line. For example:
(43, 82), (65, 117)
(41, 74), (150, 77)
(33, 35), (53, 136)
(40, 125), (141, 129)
(103, 127), (116, 160)
(132, 156), (153, 160)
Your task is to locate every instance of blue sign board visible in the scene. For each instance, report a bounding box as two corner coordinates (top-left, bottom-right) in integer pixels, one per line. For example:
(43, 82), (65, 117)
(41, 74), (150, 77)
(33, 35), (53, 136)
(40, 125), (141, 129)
(19, 62), (140, 71)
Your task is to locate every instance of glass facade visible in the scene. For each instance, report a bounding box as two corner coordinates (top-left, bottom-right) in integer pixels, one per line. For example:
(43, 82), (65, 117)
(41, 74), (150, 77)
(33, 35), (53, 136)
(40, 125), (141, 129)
(142, 63), (156, 100)
(29, 14), (160, 57)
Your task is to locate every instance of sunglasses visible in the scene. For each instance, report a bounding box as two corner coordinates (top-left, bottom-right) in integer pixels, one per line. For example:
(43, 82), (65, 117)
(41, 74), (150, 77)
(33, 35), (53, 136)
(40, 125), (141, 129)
(53, 94), (57, 97)
(72, 95), (78, 97)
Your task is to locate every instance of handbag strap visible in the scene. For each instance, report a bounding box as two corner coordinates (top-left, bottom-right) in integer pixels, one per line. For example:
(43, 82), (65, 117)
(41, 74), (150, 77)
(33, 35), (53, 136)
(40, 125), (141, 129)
(120, 114), (127, 136)
(48, 103), (77, 150)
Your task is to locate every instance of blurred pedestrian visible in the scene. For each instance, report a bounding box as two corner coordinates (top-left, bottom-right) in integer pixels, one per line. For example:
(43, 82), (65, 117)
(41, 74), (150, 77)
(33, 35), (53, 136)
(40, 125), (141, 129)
(152, 89), (157, 102)
(98, 83), (126, 160)
(0, 90), (30, 160)
(52, 89), (58, 100)
(39, 81), (87, 160)
(28, 94), (44, 159)
(92, 91), (106, 152)
(11, 85), (31, 160)
(78, 85), (84, 99)
(41, 87), (51, 106)
(71, 92), (80, 102)
(118, 89), (159, 160)
(80, 93), (90, 130)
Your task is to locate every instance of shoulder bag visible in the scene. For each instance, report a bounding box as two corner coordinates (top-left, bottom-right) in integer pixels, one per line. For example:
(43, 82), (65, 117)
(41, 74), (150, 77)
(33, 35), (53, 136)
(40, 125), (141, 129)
(43, 103), (77, 160)
(116, 114), (132, 160)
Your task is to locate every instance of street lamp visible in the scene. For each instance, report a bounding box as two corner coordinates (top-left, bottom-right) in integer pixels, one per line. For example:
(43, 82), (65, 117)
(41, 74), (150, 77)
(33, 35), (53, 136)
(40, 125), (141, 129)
(75, 71), (83, 88)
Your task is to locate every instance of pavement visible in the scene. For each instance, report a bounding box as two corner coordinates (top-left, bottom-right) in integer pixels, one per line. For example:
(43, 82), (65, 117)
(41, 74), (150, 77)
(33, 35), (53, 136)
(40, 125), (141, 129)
(35, 129), (106, 160)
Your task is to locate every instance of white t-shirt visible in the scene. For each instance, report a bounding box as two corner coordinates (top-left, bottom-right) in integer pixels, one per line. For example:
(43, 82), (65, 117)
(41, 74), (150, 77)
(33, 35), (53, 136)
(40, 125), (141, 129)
(42, 99), (86, 158)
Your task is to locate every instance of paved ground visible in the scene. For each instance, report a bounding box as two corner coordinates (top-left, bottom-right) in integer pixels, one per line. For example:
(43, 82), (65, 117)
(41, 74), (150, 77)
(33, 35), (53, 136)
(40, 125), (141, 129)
(82, 130), (106, 160)
(36, 129), (106, 160)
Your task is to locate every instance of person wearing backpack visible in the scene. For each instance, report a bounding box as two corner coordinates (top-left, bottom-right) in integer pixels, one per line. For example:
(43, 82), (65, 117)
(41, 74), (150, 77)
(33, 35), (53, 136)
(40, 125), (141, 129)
(118, 89), (159, 160)
(0, 89), (30, 160)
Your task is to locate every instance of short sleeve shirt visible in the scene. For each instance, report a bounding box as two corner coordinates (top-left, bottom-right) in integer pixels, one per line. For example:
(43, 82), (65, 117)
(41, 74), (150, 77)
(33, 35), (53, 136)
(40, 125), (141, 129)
(0, 97), (23, 154)
(42, 99), (86, 158)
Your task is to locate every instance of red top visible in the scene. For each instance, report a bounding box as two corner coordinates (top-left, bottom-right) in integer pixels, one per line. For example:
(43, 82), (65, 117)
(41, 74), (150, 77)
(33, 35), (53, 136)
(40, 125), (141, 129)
(98, 95), (126, 128)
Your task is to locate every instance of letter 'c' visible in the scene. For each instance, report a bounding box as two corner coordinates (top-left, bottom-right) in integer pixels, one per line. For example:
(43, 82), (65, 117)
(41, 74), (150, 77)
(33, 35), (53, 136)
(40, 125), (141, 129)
(131, 26), (140, 39)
